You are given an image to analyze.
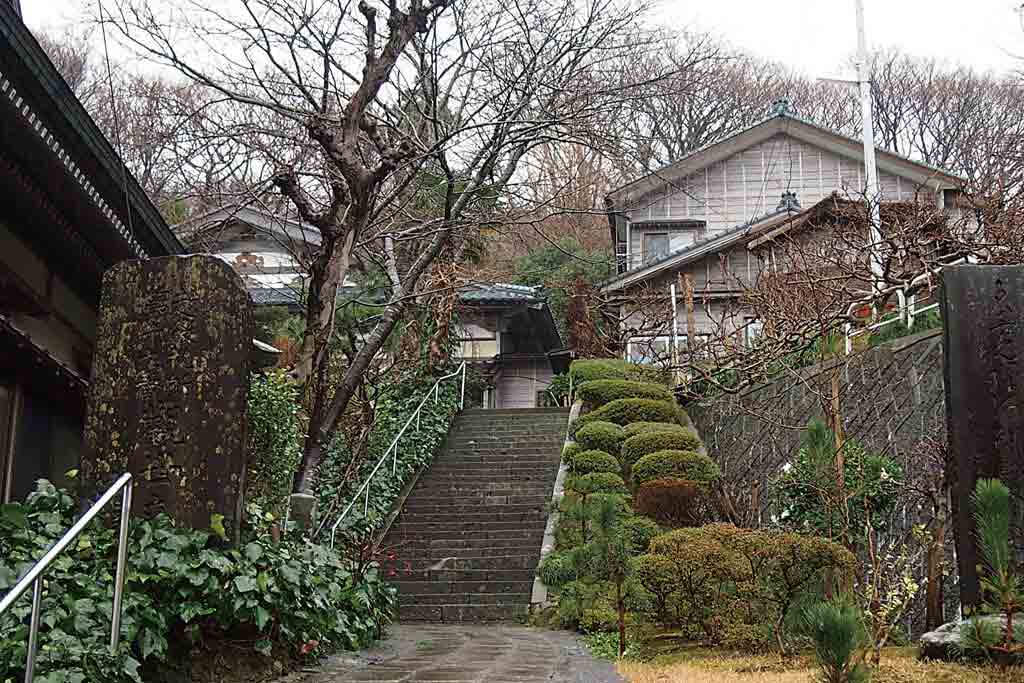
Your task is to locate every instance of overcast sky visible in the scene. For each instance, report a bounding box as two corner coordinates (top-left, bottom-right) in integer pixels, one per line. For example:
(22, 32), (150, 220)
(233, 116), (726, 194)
(21, 0), (1024, 76)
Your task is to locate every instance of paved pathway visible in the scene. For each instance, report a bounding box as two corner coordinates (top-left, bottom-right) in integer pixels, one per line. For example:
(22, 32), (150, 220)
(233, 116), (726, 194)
(300, 624), (625, 682)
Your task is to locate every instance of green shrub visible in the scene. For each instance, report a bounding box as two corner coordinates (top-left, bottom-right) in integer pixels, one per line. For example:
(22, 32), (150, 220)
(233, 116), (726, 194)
(566, 472), (628, 496)
(574, 421), (626, 455)
(569, 359), (670, 387)
(800, 601), (870, 683)
(577, 380), (673, 407)
(0, 481), (397, 682)
(648, 524), (857, 651)
(631, 450), (720, 486)
(573, 399), (682, 435)
(247, 370), (302, 517)
(621, 430), (703, 466)
(619, 515), (661, 554)
(562, 442), (582, 463)
(622, 421), (691, 438)
(538, 550), (577, 588)
(567, 449), (620, 475)
(635, 478), (705, 527)
(635, 554), (679, 624)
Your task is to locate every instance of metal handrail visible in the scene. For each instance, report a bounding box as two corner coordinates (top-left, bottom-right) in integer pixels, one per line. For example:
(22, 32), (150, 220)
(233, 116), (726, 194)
(0, 473), (133, 683)
(329, 362), (467, 547)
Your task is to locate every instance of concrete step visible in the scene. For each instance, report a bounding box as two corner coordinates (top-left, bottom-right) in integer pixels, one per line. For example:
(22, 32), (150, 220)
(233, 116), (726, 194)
(399, 503), (547, 515)
(386, 554), (540, 571)
(400, 603), (525, 622)
(401, 592), (531, 606)
(391, 544), (544, 559)
(385, 528), (545, 543)
(394, 579), (534, 596)
(390, 535), (543, 550)
(389, 520), (544, 534)
(394, 511), (547, 525)
(399, 568), (537, 583)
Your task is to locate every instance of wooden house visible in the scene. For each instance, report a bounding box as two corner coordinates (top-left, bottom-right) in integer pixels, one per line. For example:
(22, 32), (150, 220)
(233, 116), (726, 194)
(601, 99), (969, 363)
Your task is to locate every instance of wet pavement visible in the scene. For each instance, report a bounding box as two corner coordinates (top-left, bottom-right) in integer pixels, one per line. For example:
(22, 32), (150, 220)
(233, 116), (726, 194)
(299, 624), (625, 682)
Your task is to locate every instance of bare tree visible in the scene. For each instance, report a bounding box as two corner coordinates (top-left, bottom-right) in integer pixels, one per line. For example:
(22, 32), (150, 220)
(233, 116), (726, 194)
(104, 0), (651, 494)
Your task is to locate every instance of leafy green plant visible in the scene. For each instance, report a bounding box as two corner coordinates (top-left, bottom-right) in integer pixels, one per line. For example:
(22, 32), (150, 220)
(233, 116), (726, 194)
(538, 550), (577, 589)
(569, 359), (670, 388)
(620, 430), (703, 467)
(572, 399), (683, 435)
(800, 600), (870, 683)
(0, 480), (397, 682)
(576, 380), (674, 408)
(631, 450), (720, 487)
(773, 420), (902, 545)
(574, 421), (626, 456)
(247, 370), (303, 518)
(316, 369), (460, 539)
(634, 554), (679, 626)
(566, 450), (621, 475)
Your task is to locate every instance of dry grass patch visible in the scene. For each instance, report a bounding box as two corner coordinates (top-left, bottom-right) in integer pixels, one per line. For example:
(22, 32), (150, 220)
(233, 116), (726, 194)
(617, 650), (1024, 683)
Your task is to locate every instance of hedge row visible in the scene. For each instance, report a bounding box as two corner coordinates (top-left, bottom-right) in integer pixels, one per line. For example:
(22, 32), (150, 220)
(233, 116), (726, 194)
(566, 449), (621, 475)
(572, 398), (683, 435)
(568, 359), (670, 386)
(574, 421), (626, 454)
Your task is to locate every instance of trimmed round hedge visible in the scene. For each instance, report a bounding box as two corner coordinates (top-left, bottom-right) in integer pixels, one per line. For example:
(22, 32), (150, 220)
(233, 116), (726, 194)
(567, 449), (620, 475)
(631, 449), (720, 486)
(621, 430), (703, 466)
(574, 421), (625, 455)
(572, 398), (682, 435)
(576, 379), (674, 408)
(622, 421), (691, 438)
(566, 471), (628, 495)
(568, 359), (671, 386)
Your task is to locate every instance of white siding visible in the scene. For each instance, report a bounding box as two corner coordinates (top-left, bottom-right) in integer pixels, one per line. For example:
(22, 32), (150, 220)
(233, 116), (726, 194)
(623, 134), (936, 241)
(495, 360), (554, 409)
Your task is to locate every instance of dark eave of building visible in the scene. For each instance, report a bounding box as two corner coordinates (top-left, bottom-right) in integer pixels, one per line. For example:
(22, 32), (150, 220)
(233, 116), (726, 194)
(0, 4), (181, 271)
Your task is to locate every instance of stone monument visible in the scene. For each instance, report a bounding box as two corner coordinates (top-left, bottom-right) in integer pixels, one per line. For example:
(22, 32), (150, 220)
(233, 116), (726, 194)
(83, 255), (252, 542)
(941, 264), (1024, 610)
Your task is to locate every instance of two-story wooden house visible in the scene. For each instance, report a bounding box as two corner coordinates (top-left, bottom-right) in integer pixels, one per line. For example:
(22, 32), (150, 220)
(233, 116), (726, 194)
(600, 99), (968, 364)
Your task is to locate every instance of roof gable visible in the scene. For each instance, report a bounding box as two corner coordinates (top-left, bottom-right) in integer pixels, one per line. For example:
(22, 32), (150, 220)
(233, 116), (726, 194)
(608, 108), (963, 207)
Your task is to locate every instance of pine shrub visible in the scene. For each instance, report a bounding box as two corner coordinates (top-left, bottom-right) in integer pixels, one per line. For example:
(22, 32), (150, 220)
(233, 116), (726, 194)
(631, 450), (720, 486)
(538, 550), (577, 588)
(618, 515), (662, 554)
(562, 442), (582, 463)
(621, 430), (703, 466)
(574, 421), (626, 455)
(576, 379), (673, 407)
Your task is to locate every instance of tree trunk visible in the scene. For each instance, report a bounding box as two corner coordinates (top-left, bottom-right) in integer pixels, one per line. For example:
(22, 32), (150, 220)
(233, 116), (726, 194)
(925, 513), (946, 631)
(617, 580), (626, 658)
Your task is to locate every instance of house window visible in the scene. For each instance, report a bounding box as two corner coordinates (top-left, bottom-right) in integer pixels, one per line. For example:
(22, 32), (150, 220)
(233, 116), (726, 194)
(457, 320), (498, 359)
(627, 336), (680, 365)
(643, 233), (669, 263)
(743, 317), (763, 347)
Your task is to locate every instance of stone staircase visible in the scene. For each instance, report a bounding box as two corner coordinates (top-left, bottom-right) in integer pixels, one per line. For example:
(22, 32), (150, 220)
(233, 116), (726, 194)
(381, 407), (569, 622)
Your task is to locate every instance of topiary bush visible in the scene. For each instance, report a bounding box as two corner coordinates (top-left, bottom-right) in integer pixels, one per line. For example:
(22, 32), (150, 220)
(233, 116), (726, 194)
(631, 450), (720, 487)
(572, 398), (682, 435)
(576, 380), (674, 407)
(622, 421), (691, 438)
(574, 421), (625, 455)
(635, 478), (705, 527)
(566, 472), (628, 496)
(634, 554), (680, 626)
(569, 359), (670, 388)
(618, 515), (661, 554)
(621, 430), (703, 467)
(538, 550), (577, 588)
(567, 449), (621, 475)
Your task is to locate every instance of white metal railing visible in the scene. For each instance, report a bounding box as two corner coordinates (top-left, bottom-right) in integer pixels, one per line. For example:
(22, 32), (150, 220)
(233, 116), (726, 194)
(844, 301), (940, 353)
(0, 473), (133, 683)
(329, 362), (467, 547)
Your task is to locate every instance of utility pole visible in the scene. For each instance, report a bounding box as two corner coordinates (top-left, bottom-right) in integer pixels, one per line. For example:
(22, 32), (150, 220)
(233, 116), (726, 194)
(855, 0), (886, 298)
